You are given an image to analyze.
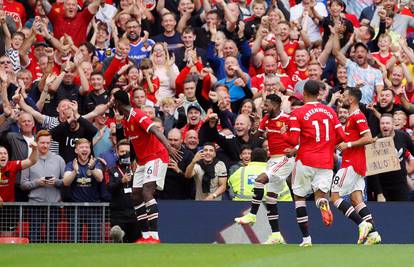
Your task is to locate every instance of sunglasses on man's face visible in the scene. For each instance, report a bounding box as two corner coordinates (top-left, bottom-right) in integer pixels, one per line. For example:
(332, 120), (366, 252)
(0, 61), (12, 65)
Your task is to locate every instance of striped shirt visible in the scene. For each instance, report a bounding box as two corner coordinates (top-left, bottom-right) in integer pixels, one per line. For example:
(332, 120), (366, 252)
(42, 115), (61, 154)
(5, 48), (21, 73)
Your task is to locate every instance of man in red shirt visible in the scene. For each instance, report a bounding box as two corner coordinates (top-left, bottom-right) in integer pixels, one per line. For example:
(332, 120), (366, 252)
(283, 80), (345, 246)
(332, 87), (380, 245)
(251, 56), (294, 95)
(234, 94), (294, 245)
(0, 144), (39, 204)
(284, 48), (310, 86)
(2, 0), (26, 27)
(43, 0), (101, 46)
(112, 90), (181, 243)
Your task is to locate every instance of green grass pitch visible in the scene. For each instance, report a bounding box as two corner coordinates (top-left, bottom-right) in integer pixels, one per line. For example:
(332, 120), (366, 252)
(0, 244), (412, 267)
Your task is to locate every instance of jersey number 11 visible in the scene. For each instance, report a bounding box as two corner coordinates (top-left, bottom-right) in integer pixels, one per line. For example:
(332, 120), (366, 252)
(312, 119), (330, 142)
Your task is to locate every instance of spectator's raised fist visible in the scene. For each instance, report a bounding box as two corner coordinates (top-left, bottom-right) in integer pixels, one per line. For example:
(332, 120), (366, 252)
(208, 91), (218, 103)
(0, 69), (8, 83)
(378, 7), (386, 20)
(199, 68), (210, 79)
(12, 92), (22, 104)
(174, 97), (184, 108)
(208, 113), (218, 121)
(0, 10), (6, 24)
(29, 142), (38, 150)
(395, 87), (404, 97)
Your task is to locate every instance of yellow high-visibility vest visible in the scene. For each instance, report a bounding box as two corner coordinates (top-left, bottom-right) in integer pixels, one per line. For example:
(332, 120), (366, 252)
(228, 162), (292, 201)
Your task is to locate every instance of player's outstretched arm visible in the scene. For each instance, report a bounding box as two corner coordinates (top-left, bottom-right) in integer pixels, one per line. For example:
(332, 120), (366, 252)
(149, 125), (183, 162)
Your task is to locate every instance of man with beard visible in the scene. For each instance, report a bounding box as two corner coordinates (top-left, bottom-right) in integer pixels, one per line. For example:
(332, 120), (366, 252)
(362, 88), (406, 136)
(373, 114), (414, 201)
(157, 128), (194, 200)
(337, 106), (349, 127)
(333, 40), (384, 105)
(235, 94), (294, 245)
(125, 18), (154, 66)
(20, 130), (65, 243)
(184, 142), (227, 200)
(331, 87), (380, 245)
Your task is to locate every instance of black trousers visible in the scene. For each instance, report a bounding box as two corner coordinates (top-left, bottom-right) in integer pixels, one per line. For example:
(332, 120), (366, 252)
(110, 220), (141, 243)
(382, 184), (409, 201)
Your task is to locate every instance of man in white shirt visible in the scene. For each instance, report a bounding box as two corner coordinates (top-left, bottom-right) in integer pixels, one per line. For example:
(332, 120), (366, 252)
(290, 0), (328, 43)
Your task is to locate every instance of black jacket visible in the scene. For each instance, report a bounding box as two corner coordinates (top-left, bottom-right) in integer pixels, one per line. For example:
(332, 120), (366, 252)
(108, 165), (136, 223)
(374, 130), (414, 192)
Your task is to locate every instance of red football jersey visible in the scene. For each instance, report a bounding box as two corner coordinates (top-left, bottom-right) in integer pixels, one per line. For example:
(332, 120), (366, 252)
(259, 112), (293, 156)
(289, 102), (344, 169)
(0, 160), (22, 202)
(251, 73), (294, 94)
(3, 1), (26, 26)
(371, 52), (393, 66)
(341, 109), (370, 176)
(124, 108), (168, 165)
(284, 40), (299, 59)
(285, 59), (308, 86)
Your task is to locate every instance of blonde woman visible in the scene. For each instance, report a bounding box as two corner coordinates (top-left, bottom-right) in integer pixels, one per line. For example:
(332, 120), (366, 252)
(150, 42), (179, 103)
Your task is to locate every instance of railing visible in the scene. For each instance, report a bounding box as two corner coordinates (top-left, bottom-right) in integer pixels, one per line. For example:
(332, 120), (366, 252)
(0, 202), (110, 243)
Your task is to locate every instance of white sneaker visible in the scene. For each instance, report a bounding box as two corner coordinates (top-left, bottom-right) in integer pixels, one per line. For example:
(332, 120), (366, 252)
(357, 221), (373, 244)
(110, 225), (125, 243)
(299, 236), (312, 247)
(263, 232), (286, 244)
(364, 231), (381, 245)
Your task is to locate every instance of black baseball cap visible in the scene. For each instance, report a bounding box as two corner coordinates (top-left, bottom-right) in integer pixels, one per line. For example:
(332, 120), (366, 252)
(354, 42), (369, 52)
(33, 42), (49, 48)
(187, 103), (202, 113)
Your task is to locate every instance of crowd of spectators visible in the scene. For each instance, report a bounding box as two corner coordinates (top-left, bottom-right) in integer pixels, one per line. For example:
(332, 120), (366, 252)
(1, 0), (414, 217)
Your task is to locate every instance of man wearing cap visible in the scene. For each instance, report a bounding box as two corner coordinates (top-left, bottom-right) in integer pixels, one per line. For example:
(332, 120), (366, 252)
(181, 103), (203, 140)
